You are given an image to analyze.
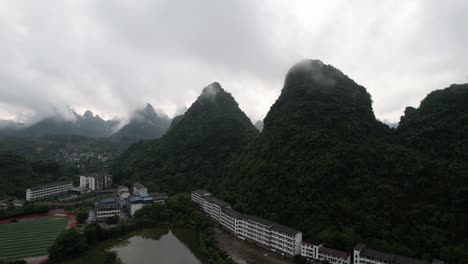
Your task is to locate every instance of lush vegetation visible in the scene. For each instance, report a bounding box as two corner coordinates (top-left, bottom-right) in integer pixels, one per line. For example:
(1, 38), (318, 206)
(114, 61), (468, 263)
(58, 194), (231, 263)
(0, 153), (66, 198)
(113, 82), (258, 192)
(0, 215), (68, 261)
(49, 228), (88, 261)
(133, 194), (233, 263)
(0, 204), (50, 220)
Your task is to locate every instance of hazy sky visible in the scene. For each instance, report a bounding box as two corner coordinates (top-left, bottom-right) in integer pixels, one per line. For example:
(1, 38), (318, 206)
(0, 0), (467, 124)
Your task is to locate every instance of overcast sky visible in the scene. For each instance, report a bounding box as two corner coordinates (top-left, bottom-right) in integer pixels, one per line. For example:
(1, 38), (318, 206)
(0, 0), (467, 124)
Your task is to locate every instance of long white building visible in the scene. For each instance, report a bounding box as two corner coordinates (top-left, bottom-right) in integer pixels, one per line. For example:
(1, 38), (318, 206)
(192, 190), (302, 257)
(26, 181), (73, 201)
(354, 244), (445, 264)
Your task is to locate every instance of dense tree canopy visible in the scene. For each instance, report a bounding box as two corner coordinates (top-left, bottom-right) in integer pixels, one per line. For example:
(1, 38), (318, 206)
(114, 61), (468, 263)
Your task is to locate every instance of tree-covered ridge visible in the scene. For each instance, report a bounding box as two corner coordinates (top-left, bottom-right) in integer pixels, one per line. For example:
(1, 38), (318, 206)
(113, 82), (258, 192)
(0, 152), (64, 197)
(217, 61), (467, 263)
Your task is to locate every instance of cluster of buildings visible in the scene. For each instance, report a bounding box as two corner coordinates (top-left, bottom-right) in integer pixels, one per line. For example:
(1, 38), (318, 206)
(93, 182), (167, 222)
(191, 190), (444, 264)
(25, 172), (113, 201)
(55, 150), (111, 163)
(192, 190), (302, 257)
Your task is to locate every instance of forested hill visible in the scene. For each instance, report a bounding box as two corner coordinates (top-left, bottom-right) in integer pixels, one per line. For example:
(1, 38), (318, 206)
(112, 82), (259, 192)
(0, 152), (65, 197)
(218, 60), (467, 263)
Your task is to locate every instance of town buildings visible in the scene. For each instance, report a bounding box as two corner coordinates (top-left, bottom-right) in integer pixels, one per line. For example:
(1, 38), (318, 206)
(79, 172), (113, 191)
(26, 181), (73, 201)
(191, 190), (302, 257)
(353, 244), (444, 264)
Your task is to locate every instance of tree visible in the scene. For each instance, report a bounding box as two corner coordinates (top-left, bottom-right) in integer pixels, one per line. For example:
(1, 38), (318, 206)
(106, 215), (119, 225)
(76, 209), (89, 224)
(49, 228), (87, 261)
(104, 251), (118, 264)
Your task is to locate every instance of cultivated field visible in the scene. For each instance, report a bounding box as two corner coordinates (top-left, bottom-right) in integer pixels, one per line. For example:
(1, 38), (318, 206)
(0, 215), (69, 261)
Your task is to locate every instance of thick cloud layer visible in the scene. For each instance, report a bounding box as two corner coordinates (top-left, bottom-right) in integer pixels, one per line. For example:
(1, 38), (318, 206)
(0, 0), (467, 124)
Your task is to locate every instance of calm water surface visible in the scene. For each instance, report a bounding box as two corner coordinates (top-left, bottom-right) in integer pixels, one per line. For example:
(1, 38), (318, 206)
(111, 228), (209, 264)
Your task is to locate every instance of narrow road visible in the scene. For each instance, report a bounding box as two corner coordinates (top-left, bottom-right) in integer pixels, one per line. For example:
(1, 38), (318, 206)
(214, 226), (293, 264)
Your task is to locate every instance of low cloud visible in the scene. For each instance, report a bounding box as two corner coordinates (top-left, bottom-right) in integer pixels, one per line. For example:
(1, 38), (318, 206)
(0, 0), (466, 124)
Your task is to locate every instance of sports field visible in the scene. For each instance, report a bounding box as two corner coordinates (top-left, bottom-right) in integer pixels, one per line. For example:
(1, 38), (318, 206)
(0, 215), (69, 261)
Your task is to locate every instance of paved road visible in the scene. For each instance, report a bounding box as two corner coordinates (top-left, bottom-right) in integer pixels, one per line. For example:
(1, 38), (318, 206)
(214, 226), (293, 264)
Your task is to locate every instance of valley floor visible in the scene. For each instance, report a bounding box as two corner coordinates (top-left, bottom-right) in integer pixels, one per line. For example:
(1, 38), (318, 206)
(214, 226), (293, 264)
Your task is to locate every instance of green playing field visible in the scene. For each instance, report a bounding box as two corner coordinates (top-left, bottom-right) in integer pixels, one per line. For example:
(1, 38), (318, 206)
(0, 216), (69, 261)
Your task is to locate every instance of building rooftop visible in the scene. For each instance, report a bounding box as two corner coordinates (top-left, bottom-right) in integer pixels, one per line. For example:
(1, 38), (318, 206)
(272, 223), (301, 236)
(193, 189), (212, 196)
(319, 246), (349, 259)
(358, 244), (432, 264)
(203, 196), (231, 207)
(245, 215), (276, 227)
(221, 208), (245, 219)
(29, 181), (72, 191)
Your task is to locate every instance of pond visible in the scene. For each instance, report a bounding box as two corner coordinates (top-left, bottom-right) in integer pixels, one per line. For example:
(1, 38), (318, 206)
(110, 228), (209, 264)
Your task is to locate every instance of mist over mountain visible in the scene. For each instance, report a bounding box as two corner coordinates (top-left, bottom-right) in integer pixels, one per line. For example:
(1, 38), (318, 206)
(113, 82), (258, 192)
(0, 109), (120, 138)
(254, 120), (263, 131)
(111, 103), (171, 143)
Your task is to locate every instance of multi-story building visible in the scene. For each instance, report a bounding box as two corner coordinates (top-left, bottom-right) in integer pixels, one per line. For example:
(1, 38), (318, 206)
(191, 189), (212, 205)
(191, 190), (302, 257)
(353, 244), (445, 264)
(80, 172), (113, 191)
(302, 241), (320, 260)
(26, 181), (73, 201)
(202, 196), (231, 222)
(94, 197), (123, 221)
(133, 182), (148, 196)
(318, 246), (350, 264)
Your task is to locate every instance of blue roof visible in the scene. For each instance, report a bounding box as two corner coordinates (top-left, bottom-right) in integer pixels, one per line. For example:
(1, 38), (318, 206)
(95, 197), (119, 205)
(143, 197), (153, 201)
(130, 197), (143, 202)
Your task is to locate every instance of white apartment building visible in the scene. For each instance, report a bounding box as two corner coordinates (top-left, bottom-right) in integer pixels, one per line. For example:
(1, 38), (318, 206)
(26, 181), (73, 201)
(191, 189), (212, 205)
(318, 246), (351, 264)
(302, 241), (320, 260)
(192, 190), (302, 257)
(94, 197), (123, 221)
(80, 172), (112, 191)
(133, 182), (148, 196)
(202, 196), (231, 222)
(353, 244), (445, 264)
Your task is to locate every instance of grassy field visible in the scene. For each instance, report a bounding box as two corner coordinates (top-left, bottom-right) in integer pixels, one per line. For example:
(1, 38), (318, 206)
(0, 215), (69, 261)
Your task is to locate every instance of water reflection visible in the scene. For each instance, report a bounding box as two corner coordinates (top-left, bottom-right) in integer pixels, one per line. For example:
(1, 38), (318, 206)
(110, 228), (208, 264)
